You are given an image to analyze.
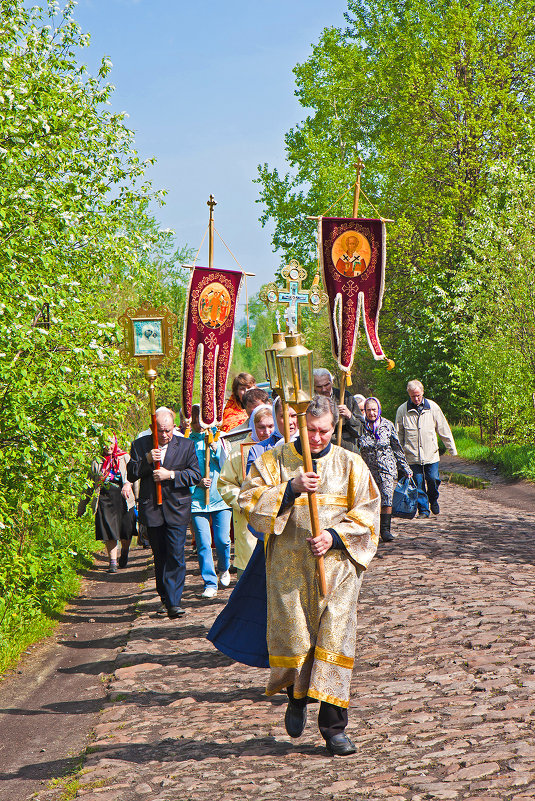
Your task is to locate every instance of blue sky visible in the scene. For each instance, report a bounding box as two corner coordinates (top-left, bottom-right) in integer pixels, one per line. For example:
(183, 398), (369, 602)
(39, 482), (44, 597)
(72, 0), (349, 309)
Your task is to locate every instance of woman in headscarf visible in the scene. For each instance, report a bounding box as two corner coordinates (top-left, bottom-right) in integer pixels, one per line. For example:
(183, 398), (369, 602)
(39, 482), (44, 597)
(209, 404), (282, 667)
(356, 397), (412, 543)
(91, 433), (136, 572)
(249, 403), (274, 443)
(246, 396), (298, 474)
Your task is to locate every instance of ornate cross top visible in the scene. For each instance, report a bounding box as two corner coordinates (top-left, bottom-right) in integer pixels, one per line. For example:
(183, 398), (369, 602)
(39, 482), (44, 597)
(259, 260), (328, 334)
(207, 194), (217, 216)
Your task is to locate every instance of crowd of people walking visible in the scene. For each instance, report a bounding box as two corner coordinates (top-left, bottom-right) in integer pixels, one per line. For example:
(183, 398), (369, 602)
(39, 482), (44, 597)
(87, 369), (457, 755)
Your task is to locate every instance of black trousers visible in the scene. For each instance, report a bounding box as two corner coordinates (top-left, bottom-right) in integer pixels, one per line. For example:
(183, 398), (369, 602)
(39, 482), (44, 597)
(147, 522), (187, 609)
(287, 685), (348, 740)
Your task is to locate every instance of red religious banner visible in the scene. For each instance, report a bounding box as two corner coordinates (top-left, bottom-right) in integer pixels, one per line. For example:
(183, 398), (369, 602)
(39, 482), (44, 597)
(319, 217), (388, 374)
(182, 267), (244, 426)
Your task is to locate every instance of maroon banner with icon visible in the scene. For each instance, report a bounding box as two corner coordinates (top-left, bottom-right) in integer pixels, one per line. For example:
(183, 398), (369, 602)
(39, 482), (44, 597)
(319, 217), (387, 373)
(182, 267), (244, 426)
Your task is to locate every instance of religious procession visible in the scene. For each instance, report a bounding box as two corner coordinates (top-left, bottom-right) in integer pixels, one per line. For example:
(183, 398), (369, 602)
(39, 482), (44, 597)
(84, 182), (460, 762)
(3, 2), (535, 800)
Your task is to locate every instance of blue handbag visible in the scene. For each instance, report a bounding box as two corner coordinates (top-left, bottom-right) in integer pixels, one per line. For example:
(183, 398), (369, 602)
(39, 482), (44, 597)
(392, 476), (419, 519)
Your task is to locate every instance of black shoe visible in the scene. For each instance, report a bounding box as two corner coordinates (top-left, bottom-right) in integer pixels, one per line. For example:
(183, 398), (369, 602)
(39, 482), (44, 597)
(380, 531), (394, 542)
(325, 733), (356, 756)
(107, 563), (117, 573)
(167, 606), (186, 619)
(118, 553), (129, 568)
(284, 701), (307, 738)
(430, 501), (440, 515)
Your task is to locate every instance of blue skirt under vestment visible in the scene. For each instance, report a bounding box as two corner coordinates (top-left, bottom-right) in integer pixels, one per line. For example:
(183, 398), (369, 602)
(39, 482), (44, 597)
(207, 540), (269, 668)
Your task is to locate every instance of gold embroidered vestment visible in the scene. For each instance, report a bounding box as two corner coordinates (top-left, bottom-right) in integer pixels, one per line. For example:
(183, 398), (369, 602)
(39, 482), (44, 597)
(239, 442), (380, 708)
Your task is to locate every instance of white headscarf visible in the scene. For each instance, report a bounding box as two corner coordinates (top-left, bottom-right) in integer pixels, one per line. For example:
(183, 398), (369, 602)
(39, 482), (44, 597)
(249, 404), (273, 443)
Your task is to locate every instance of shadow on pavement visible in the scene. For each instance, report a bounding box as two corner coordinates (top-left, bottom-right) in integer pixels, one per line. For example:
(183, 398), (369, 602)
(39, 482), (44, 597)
(57, 648), (234, 675)
(389, 515), (535, 567)
(0, 736), (325, 782)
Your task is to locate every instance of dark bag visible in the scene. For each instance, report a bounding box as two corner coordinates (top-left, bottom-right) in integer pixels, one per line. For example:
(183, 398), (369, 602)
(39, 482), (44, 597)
(392, 476), (419, 519)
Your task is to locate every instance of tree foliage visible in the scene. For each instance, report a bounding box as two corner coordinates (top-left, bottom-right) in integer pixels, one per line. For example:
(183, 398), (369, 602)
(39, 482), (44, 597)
(453, 153), (535, 440)
(0, 0), (188, 663)
(256, 0), (535, 416)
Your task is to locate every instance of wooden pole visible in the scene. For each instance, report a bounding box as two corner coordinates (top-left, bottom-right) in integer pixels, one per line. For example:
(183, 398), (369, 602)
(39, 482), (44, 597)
(353, 157), (363, 217)
(204, 428), (212, 506)
(336, 159), (363, 447)
(336, 372), (347, 447)
(296, 411), (327, 597)
(182, 264), (256, 276)
(281, 400), (291, 442)
(207, 194), (216, 269)
(146, 367), (163, 506)
(204, 193), (217, 499)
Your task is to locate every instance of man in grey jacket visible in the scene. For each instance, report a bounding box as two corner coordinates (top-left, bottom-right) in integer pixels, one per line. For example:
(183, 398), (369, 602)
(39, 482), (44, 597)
(395, 380), (457, 517)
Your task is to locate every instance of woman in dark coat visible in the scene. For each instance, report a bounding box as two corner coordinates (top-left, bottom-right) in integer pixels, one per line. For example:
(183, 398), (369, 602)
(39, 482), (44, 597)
(91, 434), (136, 572)
(356, 397), (412, 543)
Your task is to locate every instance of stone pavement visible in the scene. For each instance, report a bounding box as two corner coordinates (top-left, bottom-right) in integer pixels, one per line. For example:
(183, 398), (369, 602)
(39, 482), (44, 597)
(34, 482), (535, 801)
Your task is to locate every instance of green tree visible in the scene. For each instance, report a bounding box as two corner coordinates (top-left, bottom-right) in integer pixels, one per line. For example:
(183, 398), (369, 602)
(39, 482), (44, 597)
(256, 0), (535, 412)
(454, 152), (535, 440)
(0, 0), (187, 663)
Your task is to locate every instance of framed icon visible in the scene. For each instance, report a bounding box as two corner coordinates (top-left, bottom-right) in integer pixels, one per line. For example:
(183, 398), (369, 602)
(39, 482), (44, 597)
(119, 301), (179, 370)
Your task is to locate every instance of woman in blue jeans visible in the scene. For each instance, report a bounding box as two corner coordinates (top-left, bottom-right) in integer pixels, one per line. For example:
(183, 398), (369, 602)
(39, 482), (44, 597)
(189, 405), (232, 598)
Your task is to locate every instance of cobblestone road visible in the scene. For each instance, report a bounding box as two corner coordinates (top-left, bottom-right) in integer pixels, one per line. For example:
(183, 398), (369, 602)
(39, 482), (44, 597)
(35, 482), (535, 801)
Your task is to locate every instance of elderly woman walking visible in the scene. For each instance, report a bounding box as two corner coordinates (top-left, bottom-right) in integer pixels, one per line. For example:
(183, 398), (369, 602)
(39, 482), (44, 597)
(356, 397), (412, 542)
(91, 434), (136, 572)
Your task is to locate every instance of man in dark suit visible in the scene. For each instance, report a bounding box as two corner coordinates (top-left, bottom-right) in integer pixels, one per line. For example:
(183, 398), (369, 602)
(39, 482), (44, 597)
(128, 409), (201, 619)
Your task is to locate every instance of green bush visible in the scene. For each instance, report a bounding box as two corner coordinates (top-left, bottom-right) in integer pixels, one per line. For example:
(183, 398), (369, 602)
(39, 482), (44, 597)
(0, 514), (96, 673)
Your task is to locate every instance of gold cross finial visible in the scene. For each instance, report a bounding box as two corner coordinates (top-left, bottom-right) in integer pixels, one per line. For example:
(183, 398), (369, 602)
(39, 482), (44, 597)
(207, 194), (217, 217)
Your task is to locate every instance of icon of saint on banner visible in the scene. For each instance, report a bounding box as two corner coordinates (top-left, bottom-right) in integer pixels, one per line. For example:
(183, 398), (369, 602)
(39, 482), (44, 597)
(331, 230), (371, 277)
(198, 282), (232, 329)
(133, 319), (164, 355)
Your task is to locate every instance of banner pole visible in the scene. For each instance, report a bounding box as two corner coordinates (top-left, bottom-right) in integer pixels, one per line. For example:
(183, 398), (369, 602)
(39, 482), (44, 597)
(336, 372), (347, 447)
(146, 367), (163, 506)
(207, 194), (216, 269)
(204, 194), (217, 503)
(353, 157), (363, 217)
(204, 428), (212, 507)
(336, 158), (364, 446)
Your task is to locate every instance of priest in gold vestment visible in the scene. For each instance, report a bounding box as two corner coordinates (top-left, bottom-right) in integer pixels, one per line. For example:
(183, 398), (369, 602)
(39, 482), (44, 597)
(239, 395), (380, 756)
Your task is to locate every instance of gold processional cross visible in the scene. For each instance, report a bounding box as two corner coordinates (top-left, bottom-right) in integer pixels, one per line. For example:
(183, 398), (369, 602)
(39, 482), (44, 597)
(259, 260), (328, 333)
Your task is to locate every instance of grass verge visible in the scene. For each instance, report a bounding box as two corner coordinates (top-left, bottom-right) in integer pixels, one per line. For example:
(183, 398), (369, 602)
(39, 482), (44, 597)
(452, 426), (535, 482)
(0, 517), (98, 675)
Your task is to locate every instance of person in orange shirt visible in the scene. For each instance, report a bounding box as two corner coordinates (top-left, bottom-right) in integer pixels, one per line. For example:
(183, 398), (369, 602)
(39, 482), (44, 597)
(220, 372), (256, 432)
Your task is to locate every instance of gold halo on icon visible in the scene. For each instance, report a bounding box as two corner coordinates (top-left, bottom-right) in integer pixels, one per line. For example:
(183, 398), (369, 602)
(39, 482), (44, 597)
(331, 230), (371, 277)
(198, 282), (232, 329)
